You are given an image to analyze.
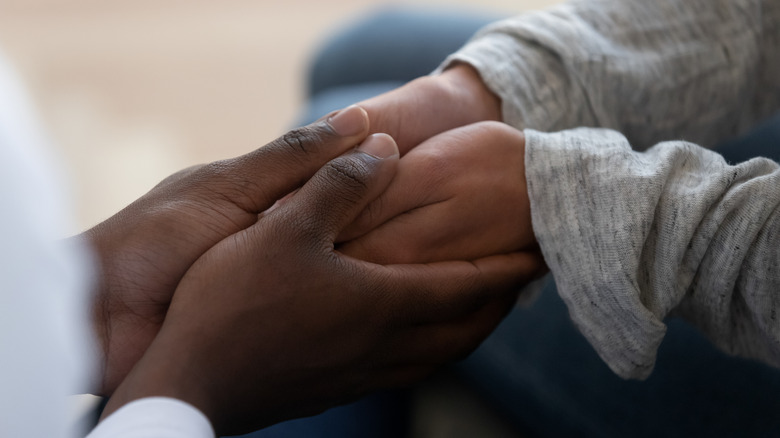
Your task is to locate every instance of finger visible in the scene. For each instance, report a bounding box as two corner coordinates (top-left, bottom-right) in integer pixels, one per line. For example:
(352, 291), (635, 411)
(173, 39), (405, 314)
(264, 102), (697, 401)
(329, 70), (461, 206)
(338, 204), (446, 264)
(337, 146), (448, 243)
(339, 202), (455, 264)
(341, 198), (529, 264)
(275, 133), (400, 242)
(380, 251), (546, 325)
(342, 121), (531, 261)
(191, 104), (370, 213)
(338, 121), (518, 243)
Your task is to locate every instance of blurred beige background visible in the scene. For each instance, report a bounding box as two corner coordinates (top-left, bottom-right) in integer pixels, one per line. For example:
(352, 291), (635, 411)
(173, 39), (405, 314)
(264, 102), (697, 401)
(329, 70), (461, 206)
(0, 0), (559, 230)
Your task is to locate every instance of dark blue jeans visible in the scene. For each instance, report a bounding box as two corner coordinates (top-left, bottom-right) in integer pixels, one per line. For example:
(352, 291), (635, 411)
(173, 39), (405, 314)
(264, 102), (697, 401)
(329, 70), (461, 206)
(240, 7), (780, 438)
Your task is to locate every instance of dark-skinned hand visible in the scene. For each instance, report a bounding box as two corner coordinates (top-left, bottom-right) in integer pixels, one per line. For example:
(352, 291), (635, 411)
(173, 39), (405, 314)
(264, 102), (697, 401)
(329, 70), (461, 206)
(100, 133), (544, 435)
(83, 105), (372, 395)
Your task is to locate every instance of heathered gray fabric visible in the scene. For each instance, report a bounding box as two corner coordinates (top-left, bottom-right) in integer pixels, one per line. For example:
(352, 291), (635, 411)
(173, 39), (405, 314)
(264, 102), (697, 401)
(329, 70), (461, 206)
(439, 0), (780, 379)
(525, 129), (780, 379)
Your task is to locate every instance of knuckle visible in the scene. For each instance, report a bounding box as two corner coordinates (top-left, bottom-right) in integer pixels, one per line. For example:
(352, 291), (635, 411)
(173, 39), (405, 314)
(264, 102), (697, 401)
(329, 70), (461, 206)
(276, 125), (326, 156)
(321, 156), (371, 195)
(152, 163), (206, 190)
(473, 121), (524, 148)
(188, 161), (235, 195)
(195, 160), (270, 211)
(474, 119), (509, 131)
(473, 119), (513, 135)
(416, 146), (449, 171)
(272, 210), (323, 248)
(412, 148), (456, 188)
(197, 159), (231, 179)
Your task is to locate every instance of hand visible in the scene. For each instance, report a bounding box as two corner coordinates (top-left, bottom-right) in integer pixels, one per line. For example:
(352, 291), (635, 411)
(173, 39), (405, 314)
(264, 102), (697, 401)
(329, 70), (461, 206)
(357, 63), (502, 155)
(339, 121), (541, 266)
(100, 133), (544, 435)
(83, 105), (372, 395)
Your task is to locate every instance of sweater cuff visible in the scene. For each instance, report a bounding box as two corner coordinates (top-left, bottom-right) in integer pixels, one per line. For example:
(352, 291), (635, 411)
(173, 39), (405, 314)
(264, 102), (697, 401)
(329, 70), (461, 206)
(524, 128), (667, 379)
(433, 8), (598, 134)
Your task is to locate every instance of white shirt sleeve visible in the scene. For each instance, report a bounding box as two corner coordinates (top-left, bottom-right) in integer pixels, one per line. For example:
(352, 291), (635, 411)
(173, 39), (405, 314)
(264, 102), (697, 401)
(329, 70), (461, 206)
(0, 51), (216, 437)
(0, 50), (96, 438)
(87, 398), (215, 438)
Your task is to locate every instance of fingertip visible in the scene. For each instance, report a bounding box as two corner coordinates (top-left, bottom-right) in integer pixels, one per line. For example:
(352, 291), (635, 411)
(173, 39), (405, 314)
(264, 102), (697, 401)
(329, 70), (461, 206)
(356, 133), (399, 160)
(462, 252), (537, 290)
(327, 105), (369, 137)
(277, 134), (399, 243)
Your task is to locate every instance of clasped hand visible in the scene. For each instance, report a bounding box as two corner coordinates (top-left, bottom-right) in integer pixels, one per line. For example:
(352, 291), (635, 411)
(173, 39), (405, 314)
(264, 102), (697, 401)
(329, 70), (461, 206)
(87, 103), (544, 434)
(340, 121), (536, 265)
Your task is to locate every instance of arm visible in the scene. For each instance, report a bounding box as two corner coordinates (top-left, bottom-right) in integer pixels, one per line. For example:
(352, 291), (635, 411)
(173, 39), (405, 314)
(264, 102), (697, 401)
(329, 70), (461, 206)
(325, 0), (780, 379)
(525, 127), (780, 379)
(342, 120), (780, 380)
(440, 0), (780, 148)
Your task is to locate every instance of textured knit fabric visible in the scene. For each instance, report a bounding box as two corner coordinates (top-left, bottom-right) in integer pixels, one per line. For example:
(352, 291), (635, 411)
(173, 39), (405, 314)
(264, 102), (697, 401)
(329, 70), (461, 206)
(440, 0), (780, 379)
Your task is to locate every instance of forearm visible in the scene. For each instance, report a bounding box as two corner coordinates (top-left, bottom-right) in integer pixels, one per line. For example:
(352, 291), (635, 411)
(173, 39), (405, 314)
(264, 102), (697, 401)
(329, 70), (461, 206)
(439, 0), (780, 149)
(525, 127), (780, 379)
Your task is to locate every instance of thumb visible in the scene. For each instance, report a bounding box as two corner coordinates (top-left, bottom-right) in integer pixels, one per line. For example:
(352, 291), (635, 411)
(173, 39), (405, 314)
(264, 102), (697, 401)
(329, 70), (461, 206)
(276, 133), (399, 243)
(190, 105), (370, 214)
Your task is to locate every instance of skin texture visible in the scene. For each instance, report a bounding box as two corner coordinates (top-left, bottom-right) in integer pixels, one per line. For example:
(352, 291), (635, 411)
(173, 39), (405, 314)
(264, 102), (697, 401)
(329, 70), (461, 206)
(337, 64), (542, 270)
(85, 105), (375, 395)
(88, 65), (543, 433)
(340, 121), (537, 265)
(100, 132), (545, 435)
(359, 63), (503, 155)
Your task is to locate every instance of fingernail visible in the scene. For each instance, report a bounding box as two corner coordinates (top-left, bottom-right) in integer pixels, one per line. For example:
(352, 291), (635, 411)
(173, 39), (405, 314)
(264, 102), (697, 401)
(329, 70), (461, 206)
(327, 105), (368, 136)
(357, 133), (398, 159)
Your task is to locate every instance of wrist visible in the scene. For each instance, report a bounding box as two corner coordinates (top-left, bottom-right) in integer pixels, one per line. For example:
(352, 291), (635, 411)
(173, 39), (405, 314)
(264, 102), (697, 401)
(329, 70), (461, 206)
(100, 331), (214, 425)
(437, 63), (502, 123)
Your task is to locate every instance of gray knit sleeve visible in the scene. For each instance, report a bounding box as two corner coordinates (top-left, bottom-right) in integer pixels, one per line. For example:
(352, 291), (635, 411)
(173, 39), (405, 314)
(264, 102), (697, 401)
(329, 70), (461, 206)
(525, 128), (780, 379)
(438, 0), (780, 149)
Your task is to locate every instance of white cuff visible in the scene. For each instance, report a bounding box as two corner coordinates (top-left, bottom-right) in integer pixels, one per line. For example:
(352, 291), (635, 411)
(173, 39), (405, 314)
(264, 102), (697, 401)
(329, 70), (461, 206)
(86, 397), (215, 438)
